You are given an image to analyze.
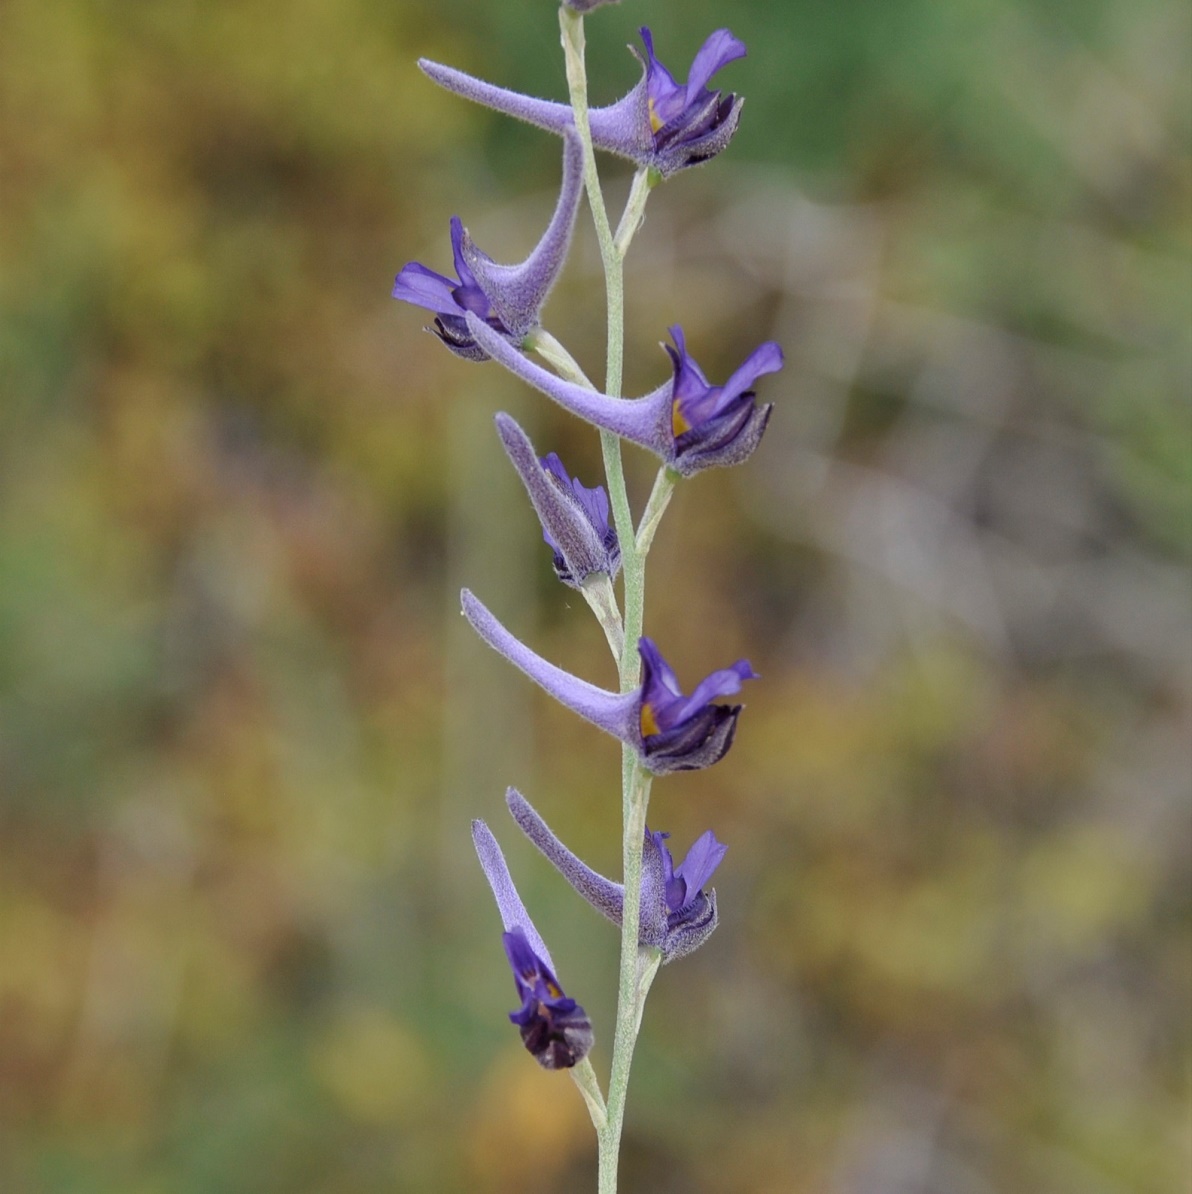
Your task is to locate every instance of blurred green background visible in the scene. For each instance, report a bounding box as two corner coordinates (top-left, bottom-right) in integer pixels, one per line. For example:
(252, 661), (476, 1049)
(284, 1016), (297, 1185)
(1, 0), (1189, 1191)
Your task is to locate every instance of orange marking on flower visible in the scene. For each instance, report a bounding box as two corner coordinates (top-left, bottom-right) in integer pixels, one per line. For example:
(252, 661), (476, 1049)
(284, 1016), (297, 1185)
(647, 99), (664, 134)
(640, 704), (661, 737)
(671, 398), (691, 438)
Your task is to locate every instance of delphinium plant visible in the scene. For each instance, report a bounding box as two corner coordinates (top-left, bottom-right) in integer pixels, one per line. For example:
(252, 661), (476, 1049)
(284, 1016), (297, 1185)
(393, 2), (783, 1188)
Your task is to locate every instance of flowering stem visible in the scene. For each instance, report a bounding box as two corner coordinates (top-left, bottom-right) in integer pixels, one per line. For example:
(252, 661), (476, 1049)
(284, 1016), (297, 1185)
(560, 10), (663, 1193)
(599, 760), (652, 1193)
(559, 10), (637, 688)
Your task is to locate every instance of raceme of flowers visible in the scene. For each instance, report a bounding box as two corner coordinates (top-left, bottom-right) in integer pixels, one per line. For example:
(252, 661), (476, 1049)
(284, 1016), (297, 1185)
(392, 5), (782, 1157)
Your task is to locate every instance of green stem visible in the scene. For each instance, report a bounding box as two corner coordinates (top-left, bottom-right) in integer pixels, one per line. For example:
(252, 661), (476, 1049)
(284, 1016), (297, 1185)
(559, 11), (664, 1194)
(597, 762), (653, 1193)
(559, 12), (636, 654)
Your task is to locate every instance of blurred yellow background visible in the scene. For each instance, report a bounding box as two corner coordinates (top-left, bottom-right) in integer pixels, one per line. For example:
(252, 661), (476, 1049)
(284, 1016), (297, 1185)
(0, 1), (1188, 1191)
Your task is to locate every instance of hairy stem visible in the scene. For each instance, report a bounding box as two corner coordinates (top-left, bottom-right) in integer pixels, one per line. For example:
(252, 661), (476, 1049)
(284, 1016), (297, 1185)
(598, 761), (652, 1192)
(560, 10), (663, 1194)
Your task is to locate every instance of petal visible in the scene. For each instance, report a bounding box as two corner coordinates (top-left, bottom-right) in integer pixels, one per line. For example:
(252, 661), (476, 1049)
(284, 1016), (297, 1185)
(448, 216), (480, 289)
(673, 830), (728, 899)
(671, 401), (772, 475)
(653, 93), (745, 176)
(671, 658), (758, 725)
(661, 889), (719, 963)
(719, 340), (784, 406)
(642, 703), (743, 774)
(638, 637), (684, 704)
(684, 29), (747, 103)
(391, 262), (461, 314)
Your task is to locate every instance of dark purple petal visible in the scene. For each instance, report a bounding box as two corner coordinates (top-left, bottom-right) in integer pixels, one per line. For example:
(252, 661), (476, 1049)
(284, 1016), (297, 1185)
(641, 702), (743, 773)
(672, 400), (772, 474)
(660, 889), (719, 962)
(636, 637), (756, 774)
(662, 330), (784, 475)
(503, 928), (594, 1070)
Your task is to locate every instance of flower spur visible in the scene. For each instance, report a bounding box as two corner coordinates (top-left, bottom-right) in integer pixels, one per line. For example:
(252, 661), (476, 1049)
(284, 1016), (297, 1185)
(469, 316), (783, 476)
(420, 27), (747, 179)
(506, 788), (727, 963)
(391, 130), (583, 360)
(461, 589), (757, 774)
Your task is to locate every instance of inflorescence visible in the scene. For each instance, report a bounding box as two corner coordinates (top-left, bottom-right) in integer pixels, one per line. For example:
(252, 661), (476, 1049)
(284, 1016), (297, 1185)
(391, 5), (782, 1184)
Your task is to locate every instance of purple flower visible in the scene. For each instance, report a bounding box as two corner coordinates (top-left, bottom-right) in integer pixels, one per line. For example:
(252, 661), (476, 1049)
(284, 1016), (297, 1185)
(495, 413), (620, 587)
(391, 131), (582, 360)
(461, 589), (758, 773)
(467, 316), (783, 476)
(564, 0), (622, 11)
(473, 819), (594, 1069)
(420, 27), (747, 178)
(507, 788), (727, 962)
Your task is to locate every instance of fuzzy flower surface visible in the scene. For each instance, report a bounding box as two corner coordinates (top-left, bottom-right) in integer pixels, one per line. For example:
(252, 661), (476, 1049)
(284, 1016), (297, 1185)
(461, 590), (758, 773)
(507, 788), (726, 962)
(468, 316), (783, 475)
(421, 27), (746, 178)
(391, 131), (582, 360)
(473, 820), (594, 1069)
(495, 413), (620, 587)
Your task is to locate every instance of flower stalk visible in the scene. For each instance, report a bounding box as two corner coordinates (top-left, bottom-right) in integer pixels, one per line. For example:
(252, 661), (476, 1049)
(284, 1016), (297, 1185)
(394, 7), (767, 1190)
(562, 11), (654, 1190)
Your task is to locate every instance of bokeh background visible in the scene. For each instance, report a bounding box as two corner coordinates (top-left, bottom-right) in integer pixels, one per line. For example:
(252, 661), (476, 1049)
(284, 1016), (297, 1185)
(1, 0), (1189, 1191)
